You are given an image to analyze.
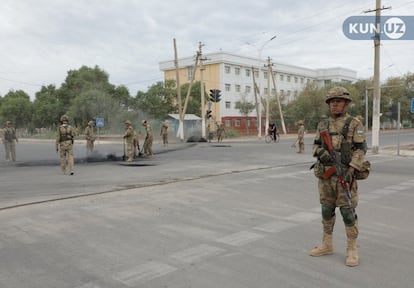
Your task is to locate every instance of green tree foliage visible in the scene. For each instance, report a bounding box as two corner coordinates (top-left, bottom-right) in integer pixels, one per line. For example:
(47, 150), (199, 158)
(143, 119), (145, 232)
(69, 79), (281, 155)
(0, 90), (32, 128)
(235, 95), (255, 133)
(180, 81), (202, 116)
(32, 85), (62, 129)
(134, 80), (177, 119)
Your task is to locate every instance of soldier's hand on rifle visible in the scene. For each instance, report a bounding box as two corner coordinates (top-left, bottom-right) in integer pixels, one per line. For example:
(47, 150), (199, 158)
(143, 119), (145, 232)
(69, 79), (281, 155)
(346, 167), (355, 183)
(316, 148), (332, 163)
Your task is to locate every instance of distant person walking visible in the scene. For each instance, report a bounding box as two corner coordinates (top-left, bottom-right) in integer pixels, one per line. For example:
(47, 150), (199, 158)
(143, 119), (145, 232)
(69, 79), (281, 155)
(216, 122), (226, 142)
(56, 115), (75, 175)
(296, 120), (305, 154)
(2, 121), (18, 161)
(160, 120), (169, 146)
(84, 121), (95, 155)
(142, 120), (154, 157)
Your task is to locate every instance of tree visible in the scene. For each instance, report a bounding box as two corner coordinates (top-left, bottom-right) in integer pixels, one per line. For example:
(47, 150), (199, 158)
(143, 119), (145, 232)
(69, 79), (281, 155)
(134, 80), (177, 119)
(180, 81), (202, 116)
(0, 90), (32, 128)
(57, 65), (115, 108)
(32, 85), (63, 129)
(235, 94), (256, 134)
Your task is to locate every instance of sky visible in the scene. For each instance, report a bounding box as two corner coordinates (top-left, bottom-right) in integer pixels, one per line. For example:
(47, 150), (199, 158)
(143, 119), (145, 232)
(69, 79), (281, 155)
(1, 0), (414, 100)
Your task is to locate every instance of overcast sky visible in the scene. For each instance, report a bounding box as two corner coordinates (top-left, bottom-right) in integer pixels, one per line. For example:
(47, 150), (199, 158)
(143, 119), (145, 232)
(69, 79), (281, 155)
(1, 0), (413, 99)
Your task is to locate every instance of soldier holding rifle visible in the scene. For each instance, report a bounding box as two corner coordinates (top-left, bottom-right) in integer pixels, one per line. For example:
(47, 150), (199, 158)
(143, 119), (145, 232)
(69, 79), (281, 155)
(310, 86), (368, 267)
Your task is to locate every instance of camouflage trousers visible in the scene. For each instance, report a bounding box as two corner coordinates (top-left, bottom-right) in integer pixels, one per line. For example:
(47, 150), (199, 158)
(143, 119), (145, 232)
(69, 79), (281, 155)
(59, 142), (74, 174)
(318, 175), (358, 208)
(4, 141), (16, 161)
(143, 137), (153, 156)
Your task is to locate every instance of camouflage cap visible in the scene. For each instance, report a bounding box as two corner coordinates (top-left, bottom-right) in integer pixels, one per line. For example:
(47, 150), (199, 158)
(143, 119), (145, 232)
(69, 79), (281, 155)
(325, 86), (352, 103)
(88, 121), (94, 126)
(297, 120), (304, 125)
(124, 120), (131, 125)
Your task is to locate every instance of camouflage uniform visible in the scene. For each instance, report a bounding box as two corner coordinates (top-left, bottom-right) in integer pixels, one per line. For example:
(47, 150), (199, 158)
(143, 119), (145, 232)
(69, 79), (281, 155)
(297, 120), (305, 153)
(56, 115), (75, 175)
(216, 123), (225, 142)
(142, 120), (153, 156)
(310, 86), (366, 267)
(160, 121), (169, 146)
(2, 121), (18, 161)
(84, 121), (95, 154)
(124, 120), (135, 162)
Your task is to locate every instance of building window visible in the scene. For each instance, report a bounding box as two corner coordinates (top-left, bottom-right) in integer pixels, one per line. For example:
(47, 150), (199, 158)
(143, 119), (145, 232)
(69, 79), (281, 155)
(225, 65), (231, 74)
(245, 69), (251, 77)
(287, 90), (291, 96)
(235, 119), (241, 127)
(235, 84), (241, 92)
(187, 66), (194, 81)
(254, 70), (259, 78)
(300, 77), (304, 84)
(287, 75), (291, 82)
(280, 89), (284, 95)
(235, 67), (240, 75)
(263, 71), (268, 79)
(225, 119), (231, 127)
(246, 119), (251, 127)
(307, 79), (311, 83)
(280, 74), (284, 81)
(271, 88), (276, 95)
(225, 101), (231, 109)
(294, 77), (298, 83)
(294, 90), (298, 98)
(225, 83), (231, 92)
(245, 86), (251, 93)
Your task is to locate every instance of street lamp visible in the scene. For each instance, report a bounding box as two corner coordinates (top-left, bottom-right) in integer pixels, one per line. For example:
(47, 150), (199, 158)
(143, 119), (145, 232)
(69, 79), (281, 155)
(246, 34), (277, 138)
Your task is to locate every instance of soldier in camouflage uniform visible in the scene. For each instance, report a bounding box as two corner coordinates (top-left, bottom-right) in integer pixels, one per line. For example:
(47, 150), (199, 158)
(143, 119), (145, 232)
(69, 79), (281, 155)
(2, 121), (18, 161)
(123, 120), (135, 162)
(56, 115), (75, 175)
(84, 121), (95, 155)
(142, 120), (154, 157)
(310, 87), (366, 267)
(296, 120), (305, 153)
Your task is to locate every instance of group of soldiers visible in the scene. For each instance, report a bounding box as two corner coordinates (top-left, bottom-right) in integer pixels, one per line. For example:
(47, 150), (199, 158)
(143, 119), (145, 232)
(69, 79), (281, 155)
(55, 115), (167, 174)
(123, 119), (161, 162)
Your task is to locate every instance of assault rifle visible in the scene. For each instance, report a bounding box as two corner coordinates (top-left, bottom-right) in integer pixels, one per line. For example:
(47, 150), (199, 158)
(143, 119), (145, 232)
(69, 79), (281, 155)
(320, 130), (354, 212)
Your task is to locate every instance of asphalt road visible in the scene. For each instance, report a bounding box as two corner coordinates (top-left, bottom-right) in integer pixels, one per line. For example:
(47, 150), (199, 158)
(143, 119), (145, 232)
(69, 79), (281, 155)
(0, 133), (413, 288)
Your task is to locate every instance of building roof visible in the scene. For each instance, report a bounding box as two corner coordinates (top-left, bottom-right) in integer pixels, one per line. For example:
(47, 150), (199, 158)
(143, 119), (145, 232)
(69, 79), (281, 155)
(168, 114), (202, 121)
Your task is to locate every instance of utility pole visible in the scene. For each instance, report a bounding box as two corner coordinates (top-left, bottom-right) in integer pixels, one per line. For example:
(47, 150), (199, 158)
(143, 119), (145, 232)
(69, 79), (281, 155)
(269, 64), (286, 135)
(198, 42), (207, 139)
(252, 67), (260, 138)
(365, 0), (391, 154)
(265, 57), (272, 133)
(173, 38), (184, 141)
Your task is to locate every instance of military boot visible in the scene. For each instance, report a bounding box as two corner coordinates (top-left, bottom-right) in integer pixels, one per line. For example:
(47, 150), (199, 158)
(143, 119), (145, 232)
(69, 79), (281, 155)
(345, 225), (359, 266)
(310, 216), (335, 256)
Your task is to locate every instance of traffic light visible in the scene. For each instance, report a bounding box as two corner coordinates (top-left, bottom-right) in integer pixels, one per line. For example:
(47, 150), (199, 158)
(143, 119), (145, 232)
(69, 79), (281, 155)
(215, 89), (221, 102)
(209, 89), (222, 102)
(206, 110), (212, 119)
(209, 89), (216, 102)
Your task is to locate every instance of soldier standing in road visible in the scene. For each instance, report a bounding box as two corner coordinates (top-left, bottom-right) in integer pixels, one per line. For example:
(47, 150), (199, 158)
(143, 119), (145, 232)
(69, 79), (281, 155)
(142, 120), (154, 157)
(216, 122), (225, 142)
(56, 115), (75, 175)
(84, 121), (95, 155)
(296, 120), (305, 153)
(2, 121), (18, 161)
(310, 86), (366, 267)
(123, 120), (135, 162)
(160, 120), (169, 147)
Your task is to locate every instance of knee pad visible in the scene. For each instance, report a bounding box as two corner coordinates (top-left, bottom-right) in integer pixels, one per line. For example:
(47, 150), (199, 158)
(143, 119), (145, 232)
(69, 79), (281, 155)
(340, 207), (356, 226)
(321, 204), (335, 221)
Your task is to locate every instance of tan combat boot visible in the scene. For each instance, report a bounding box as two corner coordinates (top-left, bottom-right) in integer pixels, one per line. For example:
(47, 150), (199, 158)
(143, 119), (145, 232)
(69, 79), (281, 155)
(310, 216), (336, 256)
(309, 233), (333, 256)
(345, 226), (359, 266)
